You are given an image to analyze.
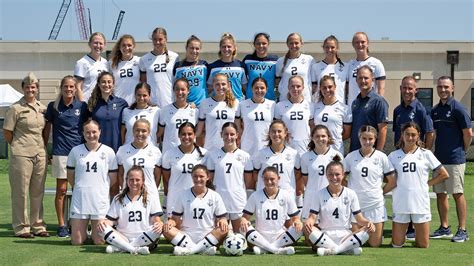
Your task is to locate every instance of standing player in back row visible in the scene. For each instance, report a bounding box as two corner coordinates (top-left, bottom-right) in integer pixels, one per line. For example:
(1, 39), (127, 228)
(242, 33), (278, 100)
(430, 76), (472, 242)
(139, 27), (179, 108)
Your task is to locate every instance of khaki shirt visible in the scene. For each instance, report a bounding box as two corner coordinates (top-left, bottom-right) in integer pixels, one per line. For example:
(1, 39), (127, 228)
(3, 97), (46, 157)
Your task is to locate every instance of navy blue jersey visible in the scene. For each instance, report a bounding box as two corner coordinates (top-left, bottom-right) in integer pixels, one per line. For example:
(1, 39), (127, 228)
(242, 54), (278, 100)
(207, 59), (247, 101)
(173, 59), (208, 107)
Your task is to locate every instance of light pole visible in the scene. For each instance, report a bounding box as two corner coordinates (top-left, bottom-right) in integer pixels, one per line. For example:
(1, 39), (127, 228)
(446, 50), (459, 83)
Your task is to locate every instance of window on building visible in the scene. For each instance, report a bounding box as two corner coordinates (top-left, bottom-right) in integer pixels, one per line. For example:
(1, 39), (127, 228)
(416, 88), (433, 114)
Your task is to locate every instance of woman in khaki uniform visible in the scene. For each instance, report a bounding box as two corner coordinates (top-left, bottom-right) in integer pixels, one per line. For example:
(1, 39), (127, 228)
(3, 73), (49, 238)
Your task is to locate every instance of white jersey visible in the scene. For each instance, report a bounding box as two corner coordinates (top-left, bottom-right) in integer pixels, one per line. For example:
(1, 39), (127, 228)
(159, 103), (199, 154)
(388, 147), (441, 214)
(198, 98), (238, 151)
(276, 54), (315, 102)
(243, 189), (299, 236)
(344, 149), (394, 210)
(139, 51), (179, 108)
(274, 99), (313, 155)
(107, 194), (163, 240)
(300, 148), (342, 219)
(309, 187), (361, 230)
(207, 148), (253, 213)
(116, 143), (162, 200)
(173, 188), (227, 235)
(313, 100), (352, 154)
(108, 55), (141, 105)
(122, 106), (160, 145)
(74, 54), (108, 100)
(237, 99), (275, 156)
(161, 146), (207, 211)
(67, 144), (117, 216)
(253, 146), (300, 192)
(346, 57), (386, 106)
(311, 60), (348, 103)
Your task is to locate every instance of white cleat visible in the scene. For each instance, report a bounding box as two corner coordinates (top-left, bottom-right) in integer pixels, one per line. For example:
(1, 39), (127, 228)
(136, 246), (150, 255)
(253, 246), (267, 255)
(105, 245), (123, 254)
(202, 246), (216, 256)
(275, 246), (295, 255)
(317, 247), (335, 256)
(173, 246), (191, 256)
(352, 247), (362, 256)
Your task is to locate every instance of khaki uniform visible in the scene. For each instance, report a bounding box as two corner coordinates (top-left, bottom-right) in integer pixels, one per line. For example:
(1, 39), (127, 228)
(3, 97), (47, 235)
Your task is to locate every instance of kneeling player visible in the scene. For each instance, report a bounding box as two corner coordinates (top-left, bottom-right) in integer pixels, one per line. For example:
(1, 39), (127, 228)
(163, 164), (228, 255)
(240, 166), (303, 255)
(97, 166), (164, 255)
(304, 156), (375, 256)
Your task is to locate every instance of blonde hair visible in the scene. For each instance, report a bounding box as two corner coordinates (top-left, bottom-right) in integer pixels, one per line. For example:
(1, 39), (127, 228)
(213, 73), (236, 108)
(218, 33), (237, 60)
(281, 33), (303, 76)
(88, 72), (114, 112)
(286, 75), (305, 100)
(352, 32), (370, 54)
(54, 75), (77, 111)
(110, 34), (135, 69)
(88, 32), (106, 45)
(151, 27), (170, 63)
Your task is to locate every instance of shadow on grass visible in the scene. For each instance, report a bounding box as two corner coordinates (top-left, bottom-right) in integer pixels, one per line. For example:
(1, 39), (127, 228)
(13, 239), (71, 245)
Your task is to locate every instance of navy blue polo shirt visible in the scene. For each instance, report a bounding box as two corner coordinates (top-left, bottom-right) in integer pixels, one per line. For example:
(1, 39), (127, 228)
(350, 89), (389, 151)
(89, 95), (128, 152)
(393, 99), (433, 145)
(45, 98), (88, 156)
(431, 97), (472, 164)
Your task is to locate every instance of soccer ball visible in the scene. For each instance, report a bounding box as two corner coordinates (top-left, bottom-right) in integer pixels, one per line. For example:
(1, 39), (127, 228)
(224, 233), (247, 256)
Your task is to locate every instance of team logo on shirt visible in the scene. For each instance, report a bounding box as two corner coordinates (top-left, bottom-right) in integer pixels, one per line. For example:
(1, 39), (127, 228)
(279, 199), (285, 206)
(409, 112), (415, 120)
(75, 109), (81, 116)
(207, 199), (214, 206)
(365, 103), (369, 109)
(112, 103), (117, 110)
(343, 197), (349, 205)
(301, 58), (306, 64)
(446, 111), (451, 118)
(285, 154), (292, 161)
(147, 150), (153, 157)
(189, 110), (194, 117)
(101, 152), (106, 160)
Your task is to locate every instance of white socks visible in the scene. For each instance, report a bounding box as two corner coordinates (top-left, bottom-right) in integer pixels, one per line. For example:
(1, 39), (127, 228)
(308, 230), (338, 250)
(245, 226), (280, 254)
(130, 229), (161, 247)
(102, 225), (138, 254)
(309, 229), (369, 255)
(275, 226), (303, 247)
(170, 232), (218, 254)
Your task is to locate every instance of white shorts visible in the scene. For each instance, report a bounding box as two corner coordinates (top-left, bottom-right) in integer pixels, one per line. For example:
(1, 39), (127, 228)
(392, 213), (431, 224)
(70, 213), (105, 220)
(322, 229), (352, 245)
(52, 155), (68, 179)
(182, 229), (210, 244)
(351, 206), (387, 224)
(227, 212), (243, 221)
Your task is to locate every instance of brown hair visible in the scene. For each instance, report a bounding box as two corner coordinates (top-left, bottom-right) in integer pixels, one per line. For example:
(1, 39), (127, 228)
(110, 34), (135, 69)
(54, 75), (77, 111)
(317, 75), (336, 102)
(266, 120), (290, 146)
(87, 72), (114, 112)
(397, 122), (425, 149)
(117, 165), (149, 207)
(178, 35), (202, 68)
(308, 124), (334, 150)
(280, 33), (303, 76)
(352, 32), (370, 54)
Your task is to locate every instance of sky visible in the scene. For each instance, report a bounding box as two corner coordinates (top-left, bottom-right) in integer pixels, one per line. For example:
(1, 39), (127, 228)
(0, 0), (473, 42)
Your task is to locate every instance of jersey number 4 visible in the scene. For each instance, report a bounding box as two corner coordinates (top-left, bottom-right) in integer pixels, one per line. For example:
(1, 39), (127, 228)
(332, 208), (339, 219)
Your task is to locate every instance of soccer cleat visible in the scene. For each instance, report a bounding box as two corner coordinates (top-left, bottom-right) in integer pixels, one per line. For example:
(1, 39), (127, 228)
(173, 246), (191, 256)
(253, 246), (267, 255)
(405, 231), (415, 241)
(316, 247), (335, 256)
(105, 245), (123, 254)
(283, 246), (295, 255)
(352, 247), (363, 256)
(136, 246), (150, 255)
(57, 226), (70, 238)
(430, 226), (453, 239)
(202, 246), (217, 256)
(451, 228), (469, 243)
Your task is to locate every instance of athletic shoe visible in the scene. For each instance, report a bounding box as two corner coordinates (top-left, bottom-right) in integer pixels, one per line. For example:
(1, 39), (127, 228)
(353, 247), (363, 256)
(202, 246), (216, 256)
(253, 246), (267, 255)
(406, 226), (415, 240)
(316, 247), (334, 256)
(57, 226), (70, 238)
(136, 246), (150, 255)
(105, 245), (123, 254)
(430, 225), (453, 239)
(282, 246), (295, 255)
(173, 246), (191, 256)
(451, 228), (469, 243)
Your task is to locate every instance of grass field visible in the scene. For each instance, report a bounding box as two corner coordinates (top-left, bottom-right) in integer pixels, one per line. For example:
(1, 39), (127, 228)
(0, 159), (472, 265)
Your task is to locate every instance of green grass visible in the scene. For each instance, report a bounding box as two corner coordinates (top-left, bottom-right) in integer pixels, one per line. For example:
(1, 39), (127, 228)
(0, 159), (473, 265)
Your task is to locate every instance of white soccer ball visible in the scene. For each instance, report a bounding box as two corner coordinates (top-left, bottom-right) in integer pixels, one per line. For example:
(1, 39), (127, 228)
(224, 233), (247, 256)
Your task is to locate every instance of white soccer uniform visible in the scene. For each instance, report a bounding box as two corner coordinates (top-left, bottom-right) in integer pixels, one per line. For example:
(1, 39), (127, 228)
(207, 148), (253, 214)
(275, 54), (315, 102)
(311, 60), (348, 103)
(346, 57), (386, 106)
(172, 188), (227, 242)
(139, 51), (179, 108)
(274, 99), (313, 155)
(74, 54), (108, 100)
(108, 55), (141, 105)
(159, 103), (199, 154)
(116, 143), (162, 200)
(106, 194), (163, 240)
(67, 144), (117, 217)
(122, 106), (160, 145)
(313, 101), (352, 154)
(344, 149), (394, 211)
(309, 187), (361, 230)
(300, 148), (343, 219)
(388, 147), (441, 215)
(243, 189), (300, 239)
(237, 99), (275, 156)
(253, 146), (300, 192)
(198, 98), (238, 151)
(162, 146), (207, 213)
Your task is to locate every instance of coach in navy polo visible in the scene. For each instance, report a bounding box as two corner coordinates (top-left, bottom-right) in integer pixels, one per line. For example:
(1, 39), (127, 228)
(393, 76), (434, 149)
(350, 65), (389, 152)
(430, 76), (472, 242)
